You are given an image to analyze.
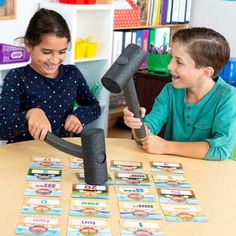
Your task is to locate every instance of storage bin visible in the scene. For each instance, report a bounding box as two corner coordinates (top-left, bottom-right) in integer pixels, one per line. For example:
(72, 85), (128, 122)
(74, 38), (97, 59)
(147, 53), (172, 74)
(75, 39), (87, 59)
(0, 43), (30, 64)
(114, 0), (141, 28)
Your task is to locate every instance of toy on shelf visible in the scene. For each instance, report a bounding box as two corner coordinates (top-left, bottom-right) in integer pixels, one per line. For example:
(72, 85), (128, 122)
(74, 37), (98, 59)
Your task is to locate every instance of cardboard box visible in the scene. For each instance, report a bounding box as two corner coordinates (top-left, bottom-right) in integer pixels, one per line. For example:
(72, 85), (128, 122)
(0, 43), (30, 64)
(114, 0), (141, 28)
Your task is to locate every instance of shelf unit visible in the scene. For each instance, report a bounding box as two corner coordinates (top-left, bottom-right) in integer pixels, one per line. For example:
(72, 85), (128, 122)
(40, 2), (114, 135)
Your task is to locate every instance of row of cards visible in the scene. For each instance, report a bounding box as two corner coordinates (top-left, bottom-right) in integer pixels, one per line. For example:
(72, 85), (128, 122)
(16, 216), (165, 236)
(26, 169), (192, 189)
(29, 156), (82, 169)
(29, 156), (185, 174)
(76, 172), (192, 188)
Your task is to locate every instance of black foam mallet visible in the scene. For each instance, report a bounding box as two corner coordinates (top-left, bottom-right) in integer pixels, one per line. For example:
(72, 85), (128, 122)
(45, 128), (108, 185)
(101, 44), (147, 139)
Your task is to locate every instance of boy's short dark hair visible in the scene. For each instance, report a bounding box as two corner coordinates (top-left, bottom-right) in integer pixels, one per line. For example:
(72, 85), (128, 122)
(172, 27), (230, 77)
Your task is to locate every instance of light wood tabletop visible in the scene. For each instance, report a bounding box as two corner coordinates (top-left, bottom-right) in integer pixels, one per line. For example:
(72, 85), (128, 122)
(0, 137), (236, 236)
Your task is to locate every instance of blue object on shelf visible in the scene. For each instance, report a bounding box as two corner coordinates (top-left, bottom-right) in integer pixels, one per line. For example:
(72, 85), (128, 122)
(219, 58), (236, 86)
(0, 0), (5, 7)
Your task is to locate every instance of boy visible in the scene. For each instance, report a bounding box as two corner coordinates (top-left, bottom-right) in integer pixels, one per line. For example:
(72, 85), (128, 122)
(124, 27), (236, 160)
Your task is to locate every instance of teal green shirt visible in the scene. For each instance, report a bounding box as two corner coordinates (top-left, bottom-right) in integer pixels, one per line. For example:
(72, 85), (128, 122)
(144, 77), (236, 161)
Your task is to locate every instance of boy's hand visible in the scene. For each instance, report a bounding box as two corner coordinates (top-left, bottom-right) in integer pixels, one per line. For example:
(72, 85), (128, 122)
(141, 134), (168, 155)
(26, 108), (52, 141)
(64, 114), (83, 134)
(123, 106), (146, 129)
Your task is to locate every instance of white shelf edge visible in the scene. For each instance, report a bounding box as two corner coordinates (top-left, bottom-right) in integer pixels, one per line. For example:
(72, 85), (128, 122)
(74, 57), (109, 63)
(0, 62), (29, 70)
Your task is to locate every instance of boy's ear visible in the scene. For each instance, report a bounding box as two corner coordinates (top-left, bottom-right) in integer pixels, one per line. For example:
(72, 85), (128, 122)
(202, 66), (214, 78)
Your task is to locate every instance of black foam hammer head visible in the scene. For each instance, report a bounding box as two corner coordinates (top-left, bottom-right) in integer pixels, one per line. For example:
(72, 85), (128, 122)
(101, 44), (147, 93)
(45, 128), (108, 185)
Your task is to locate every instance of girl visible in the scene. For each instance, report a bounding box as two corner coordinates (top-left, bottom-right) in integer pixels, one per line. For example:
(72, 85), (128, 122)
(0, 8), (101, 143)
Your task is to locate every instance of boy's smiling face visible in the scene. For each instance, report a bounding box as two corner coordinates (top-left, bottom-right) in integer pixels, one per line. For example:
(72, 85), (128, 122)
(25, 34), (68, 78)
(168, 42), (209, 90)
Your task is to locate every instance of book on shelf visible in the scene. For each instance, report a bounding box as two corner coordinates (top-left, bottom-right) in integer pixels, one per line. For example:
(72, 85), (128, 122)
(160, 0), (169, 25)
(185, 0), (192, 23)
(136, 0), (150, 25)
(112, 31), (123, 63)
(167, 0), (191, 24)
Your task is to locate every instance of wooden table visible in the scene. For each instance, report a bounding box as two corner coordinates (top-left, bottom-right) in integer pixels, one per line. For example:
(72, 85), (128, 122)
(0, 138), (236, 235)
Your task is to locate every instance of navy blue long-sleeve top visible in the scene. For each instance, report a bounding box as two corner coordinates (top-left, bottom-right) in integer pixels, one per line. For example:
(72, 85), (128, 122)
(0, 64), (101, 143)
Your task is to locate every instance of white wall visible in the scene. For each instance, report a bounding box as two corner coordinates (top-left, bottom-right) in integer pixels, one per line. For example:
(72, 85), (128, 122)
(0, 0), (54, 44)
(190, 0), (236, 57)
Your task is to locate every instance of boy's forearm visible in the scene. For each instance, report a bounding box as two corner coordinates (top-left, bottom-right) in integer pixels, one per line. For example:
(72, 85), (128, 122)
(165, 141), (210, 159)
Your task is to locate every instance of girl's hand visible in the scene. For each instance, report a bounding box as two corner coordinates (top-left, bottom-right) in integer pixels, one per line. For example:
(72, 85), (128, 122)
(123, 106), (146, 129)
(26, 108), (52, 141)
(64, 114), (83, 134)
(141, 134), (168, 155)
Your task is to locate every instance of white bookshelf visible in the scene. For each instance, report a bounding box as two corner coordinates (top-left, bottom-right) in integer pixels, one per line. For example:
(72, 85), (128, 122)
(40, 2), (114, 135)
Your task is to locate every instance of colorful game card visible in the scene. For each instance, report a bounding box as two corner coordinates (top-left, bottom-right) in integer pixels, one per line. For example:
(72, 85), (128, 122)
(152, 174), (191, 188)
(116, 186), (156, 202)
(30, 156), (63, 169)
(110, 160), (144, 173)
(119, 201), (161, 220)
(115, 173), (151, 186)
(16, 216), (60, 235)
(67, 218), (111, 236)
(120, 220), (165, 236)
(24, 182), (62, 197)
(76, 172), (114, 185)
(157, 188), (198, 204)
(71, 184), (109, 199)
(26, 168), (62, 182)
(161, 204), (208, 222)
(69, 199), (110, 217)
(69, 158), (84, 169)
(150, 161), (184, 174)
(21, 197), (62, 215)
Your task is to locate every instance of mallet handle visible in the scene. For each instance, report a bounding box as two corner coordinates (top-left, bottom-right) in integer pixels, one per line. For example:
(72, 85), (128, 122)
(124, 79), (147, 139)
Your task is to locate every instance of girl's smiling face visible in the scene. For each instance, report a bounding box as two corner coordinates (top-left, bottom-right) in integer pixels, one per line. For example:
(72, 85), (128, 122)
(26, 34), (68, 78)
(168, 42), (207, 90)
